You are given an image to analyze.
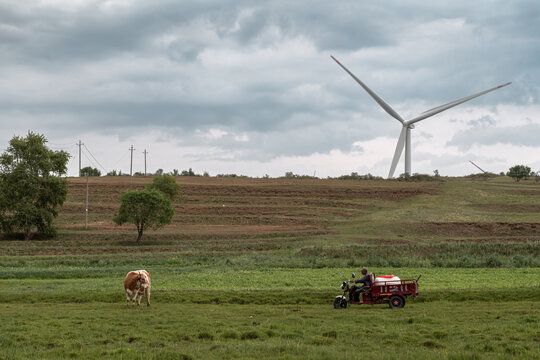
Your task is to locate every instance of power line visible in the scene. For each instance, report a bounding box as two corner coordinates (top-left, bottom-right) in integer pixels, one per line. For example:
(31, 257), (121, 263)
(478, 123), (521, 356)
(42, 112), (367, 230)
(49, 146), (74, 150)
(82, 143), (107, 172)
(81, 149), (98, 170)
(111, 150), (130, 169)
(48, 142), (74, 146)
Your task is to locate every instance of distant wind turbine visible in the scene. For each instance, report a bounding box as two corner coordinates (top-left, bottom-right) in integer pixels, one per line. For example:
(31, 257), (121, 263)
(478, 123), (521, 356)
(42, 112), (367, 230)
(331, 56), (511, 178)
(469, 160), (487, 173)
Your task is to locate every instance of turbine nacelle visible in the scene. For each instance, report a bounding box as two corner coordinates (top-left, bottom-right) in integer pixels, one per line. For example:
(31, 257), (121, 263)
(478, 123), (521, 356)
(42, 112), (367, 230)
(331, 55), (511, 178)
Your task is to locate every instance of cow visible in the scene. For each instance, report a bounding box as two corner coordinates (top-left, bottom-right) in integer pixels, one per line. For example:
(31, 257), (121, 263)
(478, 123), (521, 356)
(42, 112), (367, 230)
(124, 270), (151, 307)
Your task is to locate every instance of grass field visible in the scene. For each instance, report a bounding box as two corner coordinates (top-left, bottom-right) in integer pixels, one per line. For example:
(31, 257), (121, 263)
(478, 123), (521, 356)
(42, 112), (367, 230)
(1, 175), (539, 359)
(2, 302), (538, 359)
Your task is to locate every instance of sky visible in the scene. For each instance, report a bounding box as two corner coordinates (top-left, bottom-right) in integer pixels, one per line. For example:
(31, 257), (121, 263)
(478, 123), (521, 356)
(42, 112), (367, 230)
(1, 0), (539, 177)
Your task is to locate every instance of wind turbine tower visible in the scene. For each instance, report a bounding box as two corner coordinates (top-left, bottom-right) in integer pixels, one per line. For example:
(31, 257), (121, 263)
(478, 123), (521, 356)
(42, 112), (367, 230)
(331, 56), (511, 178)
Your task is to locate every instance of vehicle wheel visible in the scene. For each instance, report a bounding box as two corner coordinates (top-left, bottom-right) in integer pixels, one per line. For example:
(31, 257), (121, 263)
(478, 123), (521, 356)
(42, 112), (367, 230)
(334, 296), (347, 309)
(389, 295), (405, 309)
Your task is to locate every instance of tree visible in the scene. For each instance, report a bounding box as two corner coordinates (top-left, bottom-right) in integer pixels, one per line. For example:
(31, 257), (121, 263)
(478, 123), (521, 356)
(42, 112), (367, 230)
(0, 132), (69, 240)
(284, 171), (295, 178)
(80, 166), (101, 176)
(113, 189), (174, 244)
(180, 168), (196, 176)
(146, 174), (180, 200)
(506, 165), (532, 182)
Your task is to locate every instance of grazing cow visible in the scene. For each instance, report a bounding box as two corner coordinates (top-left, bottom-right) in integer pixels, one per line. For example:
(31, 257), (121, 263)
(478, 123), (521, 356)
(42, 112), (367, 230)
(124, 270), (151, 307)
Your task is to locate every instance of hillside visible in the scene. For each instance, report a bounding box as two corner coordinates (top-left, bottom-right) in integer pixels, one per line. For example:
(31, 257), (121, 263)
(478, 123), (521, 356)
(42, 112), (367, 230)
(3, 175), (539, 267)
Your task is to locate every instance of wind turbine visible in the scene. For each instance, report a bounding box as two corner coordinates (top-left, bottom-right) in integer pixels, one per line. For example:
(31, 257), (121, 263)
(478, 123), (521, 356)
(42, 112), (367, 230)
(331, 56), (511, 178)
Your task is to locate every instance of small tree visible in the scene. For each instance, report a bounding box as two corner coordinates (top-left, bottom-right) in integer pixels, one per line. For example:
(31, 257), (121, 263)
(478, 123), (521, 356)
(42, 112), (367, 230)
(506, 165), (532, 182)
(80, 166), (101, 176)
(0, 132), (69, 239)
(113, 189), (174, 244)
(180, 168), (196, 176)
(146, 174), (180, 200)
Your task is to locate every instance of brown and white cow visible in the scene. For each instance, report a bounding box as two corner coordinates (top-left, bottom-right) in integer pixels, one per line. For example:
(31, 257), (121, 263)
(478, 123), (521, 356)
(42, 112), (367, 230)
(124, 270), (151, 307)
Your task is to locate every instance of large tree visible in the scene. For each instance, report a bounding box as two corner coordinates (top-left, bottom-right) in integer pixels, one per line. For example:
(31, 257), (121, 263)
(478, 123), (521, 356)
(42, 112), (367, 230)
(0, 132), (70, 240)
(113, 189), (174, 244)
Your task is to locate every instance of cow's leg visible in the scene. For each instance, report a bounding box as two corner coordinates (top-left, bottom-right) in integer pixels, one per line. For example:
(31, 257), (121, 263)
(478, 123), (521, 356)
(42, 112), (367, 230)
(125, 289), (132, 306)
(131, 290), (139, 306)
(137, 291), (143, 306)
(145, 287), (151, 307)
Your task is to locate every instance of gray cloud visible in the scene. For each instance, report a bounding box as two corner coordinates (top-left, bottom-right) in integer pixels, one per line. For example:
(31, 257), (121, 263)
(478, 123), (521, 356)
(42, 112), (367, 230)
(448, 124), (540, 150)
(467, 116), (496, 128)
(0, 0), (539, 175)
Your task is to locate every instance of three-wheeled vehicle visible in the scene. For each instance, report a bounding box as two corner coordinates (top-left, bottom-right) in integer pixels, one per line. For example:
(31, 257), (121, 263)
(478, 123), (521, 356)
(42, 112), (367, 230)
(334, 272), (420, 309)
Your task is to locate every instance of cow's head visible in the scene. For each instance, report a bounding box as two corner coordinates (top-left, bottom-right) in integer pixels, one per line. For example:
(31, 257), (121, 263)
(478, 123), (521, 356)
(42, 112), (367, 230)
(137, 273), (149, 289)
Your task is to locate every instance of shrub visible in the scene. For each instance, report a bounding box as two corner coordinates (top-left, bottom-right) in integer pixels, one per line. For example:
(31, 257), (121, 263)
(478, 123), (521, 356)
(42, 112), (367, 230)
(506, 165), (533, 182)
(146, 174), (180, 200)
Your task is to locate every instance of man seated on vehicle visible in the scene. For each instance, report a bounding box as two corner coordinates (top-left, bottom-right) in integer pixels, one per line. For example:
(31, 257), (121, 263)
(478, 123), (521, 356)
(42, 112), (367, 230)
(350, 268), (371, 302)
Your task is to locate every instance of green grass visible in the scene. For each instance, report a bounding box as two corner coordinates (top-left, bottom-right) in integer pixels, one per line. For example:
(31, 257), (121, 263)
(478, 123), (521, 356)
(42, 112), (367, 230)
(1, 176), (540, 358)
(0, 302), (538, 359)
(1, 267), (539, 304)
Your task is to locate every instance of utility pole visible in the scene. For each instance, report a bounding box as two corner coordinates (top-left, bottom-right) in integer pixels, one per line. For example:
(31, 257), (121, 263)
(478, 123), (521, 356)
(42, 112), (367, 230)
(85, 171), (89, 230)
(129, 145), (135, 182)
(143, 149), (148, 176)
(77, 140), (83, 177)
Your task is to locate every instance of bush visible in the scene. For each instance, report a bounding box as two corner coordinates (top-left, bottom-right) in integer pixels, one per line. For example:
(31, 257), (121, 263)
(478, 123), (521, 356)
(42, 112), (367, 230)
(506, 165), (533, 182)
(396, 173), (440, 182)
(146, 174), (180, 200)
(337, 172), (383, 180)
(80, 166), (100, 176)
(485, 255), (503, 267)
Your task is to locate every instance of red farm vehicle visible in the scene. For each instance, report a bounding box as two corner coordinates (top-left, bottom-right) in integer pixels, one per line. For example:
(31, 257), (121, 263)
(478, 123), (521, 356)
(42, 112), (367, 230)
(334, 272), (420, 309)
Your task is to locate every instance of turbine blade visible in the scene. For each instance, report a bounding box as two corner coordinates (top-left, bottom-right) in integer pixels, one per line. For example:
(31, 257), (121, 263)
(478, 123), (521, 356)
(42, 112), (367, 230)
(408, 82), (512, 125)
(331, 56), (404, 124)
(388, 127), (407, 178)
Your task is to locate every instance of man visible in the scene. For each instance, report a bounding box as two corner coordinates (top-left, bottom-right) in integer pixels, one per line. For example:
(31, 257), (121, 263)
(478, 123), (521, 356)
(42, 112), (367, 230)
(350, 267), (371, 302)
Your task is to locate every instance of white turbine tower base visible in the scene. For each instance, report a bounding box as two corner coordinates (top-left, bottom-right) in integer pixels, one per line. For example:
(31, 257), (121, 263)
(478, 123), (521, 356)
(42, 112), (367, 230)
(331, 56), (511, 178)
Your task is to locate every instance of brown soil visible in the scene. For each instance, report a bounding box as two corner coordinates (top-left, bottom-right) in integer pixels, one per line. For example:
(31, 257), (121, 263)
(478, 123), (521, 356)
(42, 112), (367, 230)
(416, 222), (540, 237)
(55, 177), (438, 236)
(504, 190), (540, 196)
(2, 177), (442, 255)
(471, 204), (540, 213)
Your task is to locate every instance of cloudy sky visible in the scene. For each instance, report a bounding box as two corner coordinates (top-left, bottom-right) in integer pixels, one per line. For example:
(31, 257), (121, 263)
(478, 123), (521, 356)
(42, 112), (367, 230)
(1, 0), (539, 177)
